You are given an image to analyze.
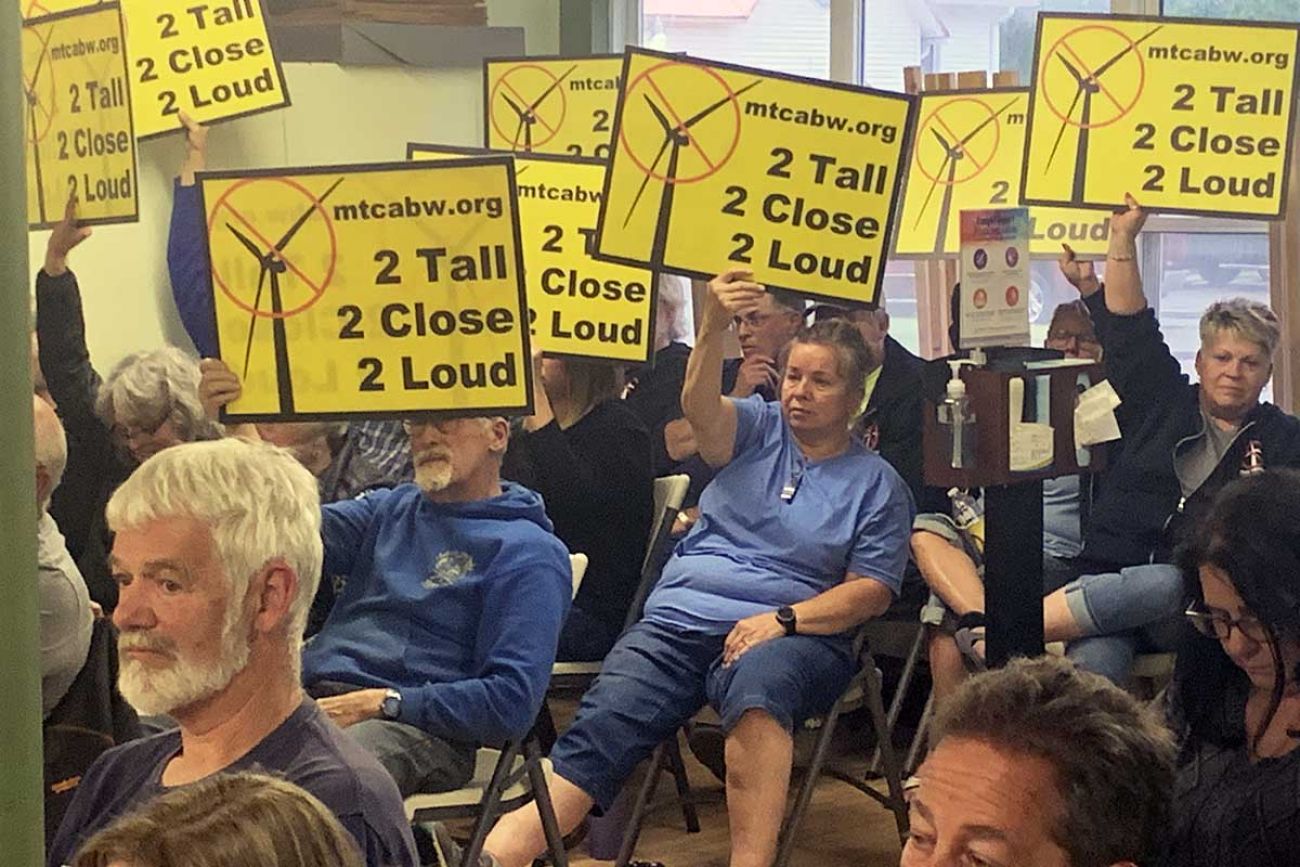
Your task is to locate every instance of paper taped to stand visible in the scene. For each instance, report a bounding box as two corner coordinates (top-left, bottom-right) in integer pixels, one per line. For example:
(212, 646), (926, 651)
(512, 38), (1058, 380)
(1075, 379), (1123, 447)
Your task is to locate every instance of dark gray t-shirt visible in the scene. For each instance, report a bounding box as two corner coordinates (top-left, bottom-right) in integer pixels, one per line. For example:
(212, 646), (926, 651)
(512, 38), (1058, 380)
(1176, 410), (1241, 498)
(48, 698), (417, 866)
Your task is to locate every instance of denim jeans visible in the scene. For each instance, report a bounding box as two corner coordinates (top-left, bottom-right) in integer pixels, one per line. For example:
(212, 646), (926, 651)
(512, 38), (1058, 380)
(1062, 563), (1185, 684)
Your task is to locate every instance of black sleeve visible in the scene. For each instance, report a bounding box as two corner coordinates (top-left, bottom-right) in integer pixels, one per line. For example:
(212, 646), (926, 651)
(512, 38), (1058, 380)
(36, 268), (106, 435)
(1090, 301), (1188, 414)
(625, 350), (690, 477)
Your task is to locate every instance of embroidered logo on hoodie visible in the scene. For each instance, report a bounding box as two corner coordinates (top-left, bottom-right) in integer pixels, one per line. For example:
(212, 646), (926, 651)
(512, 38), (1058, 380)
(425, 550), (475, 588)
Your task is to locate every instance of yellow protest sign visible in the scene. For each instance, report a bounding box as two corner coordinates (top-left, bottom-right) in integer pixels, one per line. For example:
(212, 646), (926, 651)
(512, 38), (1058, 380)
(198, 159), (533, 420)
(19, 0), (100, 20)
(485, 55), (623, 158)
(409, 144), (656, 363)
(594, 48), (913, 306)
(894, 88), (1110, 259)
(121, 0), (290, 140)
(1022, 13), (1300, 218)
(24, 4), (138, 229)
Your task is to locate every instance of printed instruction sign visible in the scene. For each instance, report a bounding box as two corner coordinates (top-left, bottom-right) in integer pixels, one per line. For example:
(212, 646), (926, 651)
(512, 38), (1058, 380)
(121, 0), (290, 140)
(959, 208), (1031, 350)
(485, 55), (623, 158)
(895, 88), (1110, 259)
(409, 144), (656, 364)
(594, 47), (913, 306)
(23, 3), (138, 229)
(1022, 13), (1300, 218)
(198, 158), (533, 420)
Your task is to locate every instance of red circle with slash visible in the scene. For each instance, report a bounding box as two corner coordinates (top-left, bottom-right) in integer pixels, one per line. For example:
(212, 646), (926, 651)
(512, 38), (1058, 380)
(619, 60), (744, 185)
(913, 96), (1002, 187)
(489, 65), (568, 150)
(207, 176), (337, 319)
(1041, 24), (1145, 130)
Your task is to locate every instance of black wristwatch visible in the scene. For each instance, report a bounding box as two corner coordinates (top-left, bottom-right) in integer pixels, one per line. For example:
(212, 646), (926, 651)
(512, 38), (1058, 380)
(380, 688), (402, 720)
(776, 606), (798, 636)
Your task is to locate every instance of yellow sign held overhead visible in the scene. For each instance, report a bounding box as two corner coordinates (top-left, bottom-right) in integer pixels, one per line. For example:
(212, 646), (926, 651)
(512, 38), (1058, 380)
(1022, 13), (1300, 218)
(199, 158), (533, 420)
(24, 4), (138, 229)
(121, 0), (290, 140)
(409, 144), (656, 364)
(19, 0), (100, 20)
(895, 88), (1110, 259)
(485, 55), (624, 158)
(595, 48), (913, 306)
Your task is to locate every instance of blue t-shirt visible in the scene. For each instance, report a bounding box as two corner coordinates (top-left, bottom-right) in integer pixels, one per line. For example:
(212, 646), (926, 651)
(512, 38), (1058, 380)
(47, 699), (418, 867)
(645, 396), (915, 633)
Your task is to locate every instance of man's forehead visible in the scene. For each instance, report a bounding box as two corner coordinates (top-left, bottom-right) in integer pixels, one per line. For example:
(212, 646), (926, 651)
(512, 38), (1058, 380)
(111, 515), (214, 564)
(918, 737), (1064, 836)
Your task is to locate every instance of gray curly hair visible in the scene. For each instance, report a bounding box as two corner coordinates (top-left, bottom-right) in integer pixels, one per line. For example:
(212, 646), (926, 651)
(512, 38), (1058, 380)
(96, 347), (222, 444)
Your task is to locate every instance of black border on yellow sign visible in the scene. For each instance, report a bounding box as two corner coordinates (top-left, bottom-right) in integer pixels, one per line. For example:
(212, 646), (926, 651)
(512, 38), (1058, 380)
(1019, 11), (1300, 219)
(892, 85), (1030, 261)
(195, 156), (536, 423)
(132, 0), (293, 143)
(25, 1), (140, 229)
(590, 46), (916, 308)
(406, 141), (660, 365)
(482, 53), (623, 153)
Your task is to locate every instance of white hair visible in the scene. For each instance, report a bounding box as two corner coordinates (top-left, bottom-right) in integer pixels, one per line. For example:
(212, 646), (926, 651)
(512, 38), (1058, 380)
(106, 439), (323, 679)
(33, 396), (67, 510)
(96, 346), (222, 442)
(655, 274), (696, 347)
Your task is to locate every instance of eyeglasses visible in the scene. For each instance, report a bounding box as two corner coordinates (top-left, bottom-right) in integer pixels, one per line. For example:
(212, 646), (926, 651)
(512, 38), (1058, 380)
(1046, 329), (1100, 345)
(1185, 606), (1270, 643)
(112, 415), (170, 443)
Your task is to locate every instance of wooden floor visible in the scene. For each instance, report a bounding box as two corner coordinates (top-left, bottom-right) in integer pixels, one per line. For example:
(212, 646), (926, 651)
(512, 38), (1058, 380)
(563, 728), (906, 867)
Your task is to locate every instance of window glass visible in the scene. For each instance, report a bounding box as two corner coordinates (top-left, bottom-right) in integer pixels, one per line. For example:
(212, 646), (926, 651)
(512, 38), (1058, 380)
(1162, 0), (1300, 22)
(1150, 231), (1273, 401)
(642, 0), (831, 79)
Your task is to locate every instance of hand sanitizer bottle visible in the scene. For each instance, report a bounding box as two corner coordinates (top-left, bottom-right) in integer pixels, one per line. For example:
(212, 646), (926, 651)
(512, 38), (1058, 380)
(937, 360), (977, 469)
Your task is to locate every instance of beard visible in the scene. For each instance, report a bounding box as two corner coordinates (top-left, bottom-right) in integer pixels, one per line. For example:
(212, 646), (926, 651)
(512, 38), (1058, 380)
(414, 451), (454, 493)
(117, 604), (253, 717)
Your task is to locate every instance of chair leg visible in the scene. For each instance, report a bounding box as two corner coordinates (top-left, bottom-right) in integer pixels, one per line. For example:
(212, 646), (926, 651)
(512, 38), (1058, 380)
(870, 626), (925, 775)
(662, 736), (700, 833)
(863, 653), (909, 842)
(614, 743), (668, 867)
(523, 738), (568, 867)
(461, 741), (523, 867)
(774, 690), (851, 867)
(905, 690), (935, 777)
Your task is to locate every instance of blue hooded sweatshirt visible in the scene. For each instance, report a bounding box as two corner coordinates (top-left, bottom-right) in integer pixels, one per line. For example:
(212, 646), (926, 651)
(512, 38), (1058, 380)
(302, 482), (571, 746)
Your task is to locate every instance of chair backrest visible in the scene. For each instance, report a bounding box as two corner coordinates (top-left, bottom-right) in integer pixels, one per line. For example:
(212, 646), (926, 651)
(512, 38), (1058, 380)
(643, 474), (690, 574)
(569, 553), (589, 601)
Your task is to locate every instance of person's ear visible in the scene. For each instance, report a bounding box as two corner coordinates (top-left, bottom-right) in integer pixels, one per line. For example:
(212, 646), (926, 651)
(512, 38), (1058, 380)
(488, 417), (510, 455)
(252, 561), (298, 635)
(34, 465), (51, 507)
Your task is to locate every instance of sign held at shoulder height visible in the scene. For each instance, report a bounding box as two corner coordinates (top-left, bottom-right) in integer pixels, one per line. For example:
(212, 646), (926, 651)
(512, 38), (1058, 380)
(121, 0), (290, 139)
(1022, 13), (1300, 219)
(484, 55), (623, 158)
(23, 3), (138, 229)
(409, 144), (656, 364)
(595, 48), (914, 306)
(199, 158), (533, 421)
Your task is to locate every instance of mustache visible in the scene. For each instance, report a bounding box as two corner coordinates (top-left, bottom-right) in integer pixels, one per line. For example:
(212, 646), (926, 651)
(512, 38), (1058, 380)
(118, 631), (177, 656)
(416, 448), (452, 463)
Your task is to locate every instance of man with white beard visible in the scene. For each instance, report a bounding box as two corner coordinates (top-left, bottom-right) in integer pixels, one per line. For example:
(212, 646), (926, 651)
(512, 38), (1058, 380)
(299, 415), (572, 798)
(46, 439), (418, 867)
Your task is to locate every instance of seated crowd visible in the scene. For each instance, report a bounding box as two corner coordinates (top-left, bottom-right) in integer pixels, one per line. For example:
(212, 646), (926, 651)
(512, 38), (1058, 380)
(26, 121), (1300, 867)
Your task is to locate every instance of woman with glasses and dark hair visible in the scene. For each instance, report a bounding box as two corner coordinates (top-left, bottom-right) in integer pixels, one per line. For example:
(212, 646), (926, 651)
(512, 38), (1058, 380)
(1164, 469), (1300, 866)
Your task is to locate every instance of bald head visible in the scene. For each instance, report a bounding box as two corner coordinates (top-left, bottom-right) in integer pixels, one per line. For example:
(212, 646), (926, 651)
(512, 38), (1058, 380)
(34, 395), (67, 511)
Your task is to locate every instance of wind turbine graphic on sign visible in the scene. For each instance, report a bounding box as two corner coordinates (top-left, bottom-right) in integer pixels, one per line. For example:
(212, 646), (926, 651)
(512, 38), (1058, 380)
(491, 64), (577, 152)
(913, 97), (1019, 254)
(1041, 24), (1162, 203)
(208, 176), (344, 414)
(619, 60), (762, 273)
(23, 15), (58, 226)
